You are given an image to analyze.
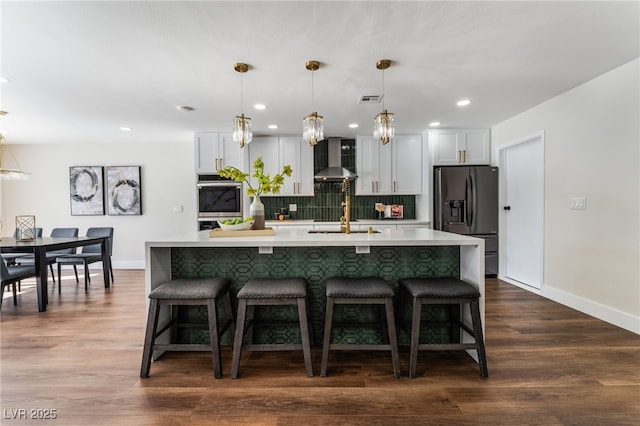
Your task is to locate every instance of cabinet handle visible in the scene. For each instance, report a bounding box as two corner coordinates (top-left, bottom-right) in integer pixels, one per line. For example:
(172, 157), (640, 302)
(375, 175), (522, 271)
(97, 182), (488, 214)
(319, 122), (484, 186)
(393, 181), (397, 193)
(372, 181), (375, 193)
(457, 151), (461, 163)
(463, 150), (467, 163)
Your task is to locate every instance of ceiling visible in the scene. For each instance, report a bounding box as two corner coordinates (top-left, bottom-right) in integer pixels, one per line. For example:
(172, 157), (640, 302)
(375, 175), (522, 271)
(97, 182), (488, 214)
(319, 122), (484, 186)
(1, 1), (638, 145)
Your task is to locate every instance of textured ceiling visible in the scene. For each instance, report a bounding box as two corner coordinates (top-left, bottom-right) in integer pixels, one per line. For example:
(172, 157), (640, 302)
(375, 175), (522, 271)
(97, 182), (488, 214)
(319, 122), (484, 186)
(0, 1), (638, 145)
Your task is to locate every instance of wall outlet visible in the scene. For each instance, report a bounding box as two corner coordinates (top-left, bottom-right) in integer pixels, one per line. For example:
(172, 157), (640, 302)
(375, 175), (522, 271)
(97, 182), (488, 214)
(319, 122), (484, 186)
(289, 204), (297, 212)
(172, 205), (183, 213)
(570, 197), (586, 210)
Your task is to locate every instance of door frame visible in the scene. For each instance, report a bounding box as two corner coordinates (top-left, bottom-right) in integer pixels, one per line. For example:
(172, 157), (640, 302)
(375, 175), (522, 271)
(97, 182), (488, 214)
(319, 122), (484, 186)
(496, 130), (545, 294)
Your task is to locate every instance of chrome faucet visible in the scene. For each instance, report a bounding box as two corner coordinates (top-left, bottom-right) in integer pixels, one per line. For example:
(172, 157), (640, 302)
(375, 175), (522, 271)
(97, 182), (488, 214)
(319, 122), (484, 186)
(340, 177), (351, 234)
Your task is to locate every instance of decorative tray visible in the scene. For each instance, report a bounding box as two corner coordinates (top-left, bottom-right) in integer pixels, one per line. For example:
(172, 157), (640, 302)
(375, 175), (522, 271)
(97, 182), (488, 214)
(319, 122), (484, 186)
(209, 227), (275, 238)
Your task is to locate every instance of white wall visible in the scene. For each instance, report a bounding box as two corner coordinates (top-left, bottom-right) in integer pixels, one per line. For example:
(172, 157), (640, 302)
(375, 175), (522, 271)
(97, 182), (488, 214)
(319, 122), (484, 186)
(491, 59), (640, 332)
(0, 141), (197, 268)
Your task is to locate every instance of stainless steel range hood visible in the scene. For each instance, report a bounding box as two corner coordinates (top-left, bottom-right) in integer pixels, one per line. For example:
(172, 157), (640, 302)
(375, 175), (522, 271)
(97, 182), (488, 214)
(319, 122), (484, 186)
(314, 138), (357, 181)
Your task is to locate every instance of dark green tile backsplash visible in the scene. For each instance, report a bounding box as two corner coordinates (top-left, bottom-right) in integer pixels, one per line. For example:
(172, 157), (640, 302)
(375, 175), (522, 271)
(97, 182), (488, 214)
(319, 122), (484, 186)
(263, 139), (416, 222)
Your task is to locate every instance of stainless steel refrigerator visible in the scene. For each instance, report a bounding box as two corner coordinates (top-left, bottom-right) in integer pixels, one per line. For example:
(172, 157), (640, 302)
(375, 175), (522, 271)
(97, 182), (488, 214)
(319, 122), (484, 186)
(434, 166), (499, 276)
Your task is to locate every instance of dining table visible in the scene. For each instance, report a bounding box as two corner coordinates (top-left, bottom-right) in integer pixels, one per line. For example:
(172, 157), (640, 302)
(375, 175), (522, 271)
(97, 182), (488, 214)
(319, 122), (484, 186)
(1, 236), (111, 312)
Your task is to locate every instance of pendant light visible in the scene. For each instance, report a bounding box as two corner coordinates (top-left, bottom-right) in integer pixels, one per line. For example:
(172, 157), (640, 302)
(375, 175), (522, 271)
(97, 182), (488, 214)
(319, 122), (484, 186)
(302, 60), (324, 146)
(232, 63), (252, 148)
(0, 112), (30, 181)
(373, 59), (394, 145)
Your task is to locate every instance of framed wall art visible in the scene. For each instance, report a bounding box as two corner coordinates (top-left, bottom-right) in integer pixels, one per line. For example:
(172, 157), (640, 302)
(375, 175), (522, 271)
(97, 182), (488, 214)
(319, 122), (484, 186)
(106, 166), (142, 215)
(69, 166), (104, 215)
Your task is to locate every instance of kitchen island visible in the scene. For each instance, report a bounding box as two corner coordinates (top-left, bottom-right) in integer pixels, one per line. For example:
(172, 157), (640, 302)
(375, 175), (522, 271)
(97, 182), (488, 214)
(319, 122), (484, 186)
(145, 227), (484, 348)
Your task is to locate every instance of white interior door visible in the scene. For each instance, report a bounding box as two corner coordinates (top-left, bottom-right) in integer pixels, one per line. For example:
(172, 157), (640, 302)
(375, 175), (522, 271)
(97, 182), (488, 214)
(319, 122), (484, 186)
(500, 133), (544, 289)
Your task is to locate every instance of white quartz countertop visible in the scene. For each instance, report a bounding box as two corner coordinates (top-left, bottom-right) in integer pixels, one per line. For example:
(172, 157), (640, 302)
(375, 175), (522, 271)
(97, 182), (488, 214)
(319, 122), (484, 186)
(146, 227), (481, 248)
(266, 219), (430, 227)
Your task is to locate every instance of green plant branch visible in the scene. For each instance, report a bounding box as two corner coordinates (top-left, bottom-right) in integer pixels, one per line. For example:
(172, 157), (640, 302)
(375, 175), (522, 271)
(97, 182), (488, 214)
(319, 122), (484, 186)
(218, 156), (292, 197)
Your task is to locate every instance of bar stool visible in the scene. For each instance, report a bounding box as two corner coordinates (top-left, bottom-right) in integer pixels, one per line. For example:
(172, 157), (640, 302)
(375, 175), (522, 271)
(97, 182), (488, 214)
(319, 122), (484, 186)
(321, 277), (401, 378)
(399, 277), (488, 378)
(140, 277), (235, 379)
(231, 277), (313, 378)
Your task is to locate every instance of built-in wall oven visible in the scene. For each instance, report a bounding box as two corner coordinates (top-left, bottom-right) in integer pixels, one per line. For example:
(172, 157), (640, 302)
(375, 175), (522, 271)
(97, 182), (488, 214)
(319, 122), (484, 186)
(197, 175), (243, 230)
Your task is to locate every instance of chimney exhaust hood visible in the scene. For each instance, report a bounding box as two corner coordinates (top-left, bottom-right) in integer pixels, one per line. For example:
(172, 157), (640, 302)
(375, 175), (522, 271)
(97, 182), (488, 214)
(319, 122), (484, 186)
(314, 138), (358, 181)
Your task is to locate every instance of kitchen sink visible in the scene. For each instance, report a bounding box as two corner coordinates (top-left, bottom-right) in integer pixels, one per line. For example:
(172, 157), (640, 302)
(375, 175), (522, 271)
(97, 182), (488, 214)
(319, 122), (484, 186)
(307, 229), (380, 234)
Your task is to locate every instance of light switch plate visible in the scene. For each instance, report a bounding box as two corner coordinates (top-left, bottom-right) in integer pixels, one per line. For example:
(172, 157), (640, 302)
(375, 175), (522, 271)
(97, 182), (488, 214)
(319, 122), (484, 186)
(570, 197), (586, 210)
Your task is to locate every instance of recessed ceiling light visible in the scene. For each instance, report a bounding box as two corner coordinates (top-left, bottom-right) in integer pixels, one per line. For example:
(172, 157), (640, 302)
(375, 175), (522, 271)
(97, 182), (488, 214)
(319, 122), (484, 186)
(429, 122), (440, 127)
(456, 99), (471, 107)
(120, 127), (132, 132)
(268, 124), (278, 129)
(176, 105), (195, 112)
(254, 104), (267, 110)
(0, 75), (9, 83)
(349, 123), (359, 129)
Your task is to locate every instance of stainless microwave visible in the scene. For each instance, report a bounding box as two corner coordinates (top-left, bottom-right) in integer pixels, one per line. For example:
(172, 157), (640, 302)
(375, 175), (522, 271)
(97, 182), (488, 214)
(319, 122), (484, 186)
(197, 175), (243, 219)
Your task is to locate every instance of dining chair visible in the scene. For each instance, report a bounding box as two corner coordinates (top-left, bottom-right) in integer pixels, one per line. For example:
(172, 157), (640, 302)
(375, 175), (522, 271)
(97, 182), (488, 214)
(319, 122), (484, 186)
(15, 228), (79, 289)
(1, 258), (36, 309)
(56, 227), (114, 291)
(3, 228), (43, 292)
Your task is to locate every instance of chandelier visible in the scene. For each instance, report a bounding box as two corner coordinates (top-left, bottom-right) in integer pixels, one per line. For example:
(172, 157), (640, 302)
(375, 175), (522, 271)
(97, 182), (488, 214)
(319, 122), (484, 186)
(373, 59), (394, 145)
(0, 112), (30, 181)
(232, 63), (252, 148)
(302, 60), (324, 146)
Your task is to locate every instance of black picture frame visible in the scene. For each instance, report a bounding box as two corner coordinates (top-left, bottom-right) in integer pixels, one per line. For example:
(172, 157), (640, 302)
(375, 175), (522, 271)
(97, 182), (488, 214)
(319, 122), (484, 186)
(69, 166), (105, 216)
(106, 166), (142, 216)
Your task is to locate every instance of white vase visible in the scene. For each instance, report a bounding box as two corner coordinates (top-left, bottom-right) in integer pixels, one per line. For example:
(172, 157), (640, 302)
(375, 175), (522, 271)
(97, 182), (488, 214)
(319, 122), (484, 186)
(250, 195), (265, 230)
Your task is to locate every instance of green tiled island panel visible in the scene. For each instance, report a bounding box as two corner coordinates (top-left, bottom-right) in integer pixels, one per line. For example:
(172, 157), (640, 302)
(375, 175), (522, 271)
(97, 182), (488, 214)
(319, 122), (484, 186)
(171, 246), (460, 345)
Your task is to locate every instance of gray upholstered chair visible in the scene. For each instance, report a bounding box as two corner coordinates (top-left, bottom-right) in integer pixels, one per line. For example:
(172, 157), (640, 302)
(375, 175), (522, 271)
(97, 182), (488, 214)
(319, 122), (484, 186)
(2, 227), (43, 267)
(55, 227), (114, 291)
(16, 228), (79, 290)
(1, 259), (36, 309)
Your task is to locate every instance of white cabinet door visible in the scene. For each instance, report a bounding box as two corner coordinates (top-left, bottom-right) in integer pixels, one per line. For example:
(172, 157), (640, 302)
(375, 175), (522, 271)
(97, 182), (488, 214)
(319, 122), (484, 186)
(355, 136), (392, 195)
(461, 129), (490, 164)
(392, 134), (422, 194)
(280, 137), (314, 196)
(431, 129), (490, 165)
(195, 132), (246, 173)
(195, 132), (219, 173)
(430, 130), (460, 165)
(219, 132), (245, 170)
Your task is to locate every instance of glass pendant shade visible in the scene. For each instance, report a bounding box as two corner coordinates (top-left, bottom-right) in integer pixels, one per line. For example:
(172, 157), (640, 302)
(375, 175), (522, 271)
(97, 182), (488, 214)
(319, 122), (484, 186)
(233, 113), (252, 148)
(303, 111), (323, 146)
(303, 60), (323, 146)
(373, 109), (394, 145)
(232, 63), (251, 148)
(0, 133), (30, 180)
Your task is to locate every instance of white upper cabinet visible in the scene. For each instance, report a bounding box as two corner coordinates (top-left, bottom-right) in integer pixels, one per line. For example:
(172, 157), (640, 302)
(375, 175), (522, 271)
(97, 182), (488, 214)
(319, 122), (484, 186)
(430, 128), (490, 165)
(280, 136), (314, 196)
(248, 136), (314, 196)
(195, 132), (245, 173)
(356, 134), (422, 195)
(392, 135), (423, 194)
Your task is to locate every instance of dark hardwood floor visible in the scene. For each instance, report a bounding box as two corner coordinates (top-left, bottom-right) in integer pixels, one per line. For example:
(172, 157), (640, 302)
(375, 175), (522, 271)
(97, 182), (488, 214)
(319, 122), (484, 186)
(1, 270), (639, 425)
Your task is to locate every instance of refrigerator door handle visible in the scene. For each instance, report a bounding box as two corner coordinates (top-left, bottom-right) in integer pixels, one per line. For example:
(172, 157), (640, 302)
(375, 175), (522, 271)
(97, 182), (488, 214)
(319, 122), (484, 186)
(467, 171), (476, 229)
(435, 168), (442, 230)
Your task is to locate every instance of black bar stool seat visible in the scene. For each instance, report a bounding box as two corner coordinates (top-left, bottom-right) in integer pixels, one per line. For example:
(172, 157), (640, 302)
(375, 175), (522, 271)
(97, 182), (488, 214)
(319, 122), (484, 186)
(321, 277), (401, 378)
(231, 277), (313, 378)
(140, 277), (235, 379)
(399, 277), (488, 378)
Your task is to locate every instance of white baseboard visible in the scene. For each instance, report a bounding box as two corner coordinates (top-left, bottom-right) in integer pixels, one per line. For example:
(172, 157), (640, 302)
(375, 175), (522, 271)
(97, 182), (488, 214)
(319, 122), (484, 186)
(498, 274), (639, 335)
(60, 260), (145, 270)
(542, 285), (640, 335)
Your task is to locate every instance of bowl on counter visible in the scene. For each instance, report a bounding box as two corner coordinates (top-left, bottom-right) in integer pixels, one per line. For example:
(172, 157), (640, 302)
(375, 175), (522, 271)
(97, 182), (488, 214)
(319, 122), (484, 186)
(217, 219), (255, 231)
